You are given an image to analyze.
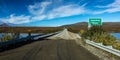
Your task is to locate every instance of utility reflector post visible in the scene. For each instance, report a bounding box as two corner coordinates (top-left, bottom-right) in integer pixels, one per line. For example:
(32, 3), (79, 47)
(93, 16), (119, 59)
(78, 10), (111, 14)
(88, 18), (102, 29)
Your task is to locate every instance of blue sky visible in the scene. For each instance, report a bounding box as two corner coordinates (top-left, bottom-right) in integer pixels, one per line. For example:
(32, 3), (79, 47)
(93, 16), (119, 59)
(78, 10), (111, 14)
(0, 0), (120, 26)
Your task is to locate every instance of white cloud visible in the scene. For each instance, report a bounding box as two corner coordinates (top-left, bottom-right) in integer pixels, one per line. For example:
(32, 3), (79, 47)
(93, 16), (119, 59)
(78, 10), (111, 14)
(97, 0), (120, 8)
(95, 0), (120, 14)
(28, 1), (51, 15)
(28, 1), (86, 20)
(47, 4), (85, 19)
(0, 14), (30, 24)
(0, 1), (86, 24)
(27, 1), (52, 21)
(32, 15), (46, 21)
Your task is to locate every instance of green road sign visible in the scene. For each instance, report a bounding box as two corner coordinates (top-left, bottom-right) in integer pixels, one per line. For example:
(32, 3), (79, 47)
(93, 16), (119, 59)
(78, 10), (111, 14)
(89, 18), (102, 26)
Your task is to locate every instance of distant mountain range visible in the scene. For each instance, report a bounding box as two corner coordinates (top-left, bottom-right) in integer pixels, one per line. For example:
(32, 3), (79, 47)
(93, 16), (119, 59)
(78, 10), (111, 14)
(0, 22), (120, 32)
(60, 22), (88, 29)
(0, 23), (20, 27)
(0, 23), (10, 27)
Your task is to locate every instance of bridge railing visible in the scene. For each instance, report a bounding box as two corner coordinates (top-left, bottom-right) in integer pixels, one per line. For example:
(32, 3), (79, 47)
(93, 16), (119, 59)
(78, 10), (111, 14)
(85, 40), (120, 57)
(33, 31), (60, 40)
(0, 31), (60, 47)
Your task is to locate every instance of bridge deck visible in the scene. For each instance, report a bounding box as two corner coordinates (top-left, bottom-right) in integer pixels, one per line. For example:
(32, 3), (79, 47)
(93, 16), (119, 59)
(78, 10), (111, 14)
(0, 40), (100, 60)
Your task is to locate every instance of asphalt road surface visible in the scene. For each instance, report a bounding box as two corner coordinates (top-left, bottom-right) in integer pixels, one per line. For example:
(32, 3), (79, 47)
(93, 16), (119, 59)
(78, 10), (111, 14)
(0, 40), (100, 60)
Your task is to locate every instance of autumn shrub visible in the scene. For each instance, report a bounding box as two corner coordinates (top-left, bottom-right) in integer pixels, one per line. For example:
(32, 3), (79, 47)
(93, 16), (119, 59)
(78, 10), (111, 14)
(0, 33), (19, 42)
(81, 26), (117, 46)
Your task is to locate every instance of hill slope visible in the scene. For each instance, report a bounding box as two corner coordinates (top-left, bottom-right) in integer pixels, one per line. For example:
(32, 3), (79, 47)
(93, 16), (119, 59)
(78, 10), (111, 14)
(0, 23), (9, 27)
(60, 22), (120, 32)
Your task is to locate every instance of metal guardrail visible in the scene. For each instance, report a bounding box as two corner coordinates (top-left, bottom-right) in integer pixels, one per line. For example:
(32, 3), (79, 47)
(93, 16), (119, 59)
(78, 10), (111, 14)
(0, 31), (60, 47)
(0, 34), (43, 46)
(33, 31), (60, 40)
(86, 40), (120, 57)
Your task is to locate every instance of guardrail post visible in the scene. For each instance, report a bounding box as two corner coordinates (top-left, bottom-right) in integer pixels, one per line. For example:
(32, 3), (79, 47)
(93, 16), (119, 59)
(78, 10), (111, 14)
(28, 30), (32, 42)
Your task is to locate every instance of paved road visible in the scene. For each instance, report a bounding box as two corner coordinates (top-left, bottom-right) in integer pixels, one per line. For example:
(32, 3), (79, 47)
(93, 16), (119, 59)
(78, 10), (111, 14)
(0, 40), (100, 60)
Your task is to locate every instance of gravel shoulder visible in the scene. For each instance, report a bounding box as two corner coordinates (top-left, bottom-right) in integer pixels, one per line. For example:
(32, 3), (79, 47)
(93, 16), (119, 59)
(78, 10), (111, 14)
(76, 39), (120, 60)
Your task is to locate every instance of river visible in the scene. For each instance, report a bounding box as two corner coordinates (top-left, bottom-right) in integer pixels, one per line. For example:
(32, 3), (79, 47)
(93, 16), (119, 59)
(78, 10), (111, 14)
(111, 33), (120, 40)
(0, 33), (42, 39)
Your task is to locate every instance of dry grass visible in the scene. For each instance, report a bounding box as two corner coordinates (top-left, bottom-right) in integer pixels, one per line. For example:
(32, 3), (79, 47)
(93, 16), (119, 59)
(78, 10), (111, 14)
(113, 41), (120, 50)
(0, 27), (62, 33)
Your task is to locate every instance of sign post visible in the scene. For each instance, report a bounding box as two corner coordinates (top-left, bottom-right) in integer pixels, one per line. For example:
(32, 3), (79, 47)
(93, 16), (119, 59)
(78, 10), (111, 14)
(88, 18), (102, 29)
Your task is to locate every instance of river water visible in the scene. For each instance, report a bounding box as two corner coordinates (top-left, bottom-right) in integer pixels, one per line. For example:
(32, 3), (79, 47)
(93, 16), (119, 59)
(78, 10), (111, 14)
(0, 33), (42, 39)
(111, 33), (120, 40)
